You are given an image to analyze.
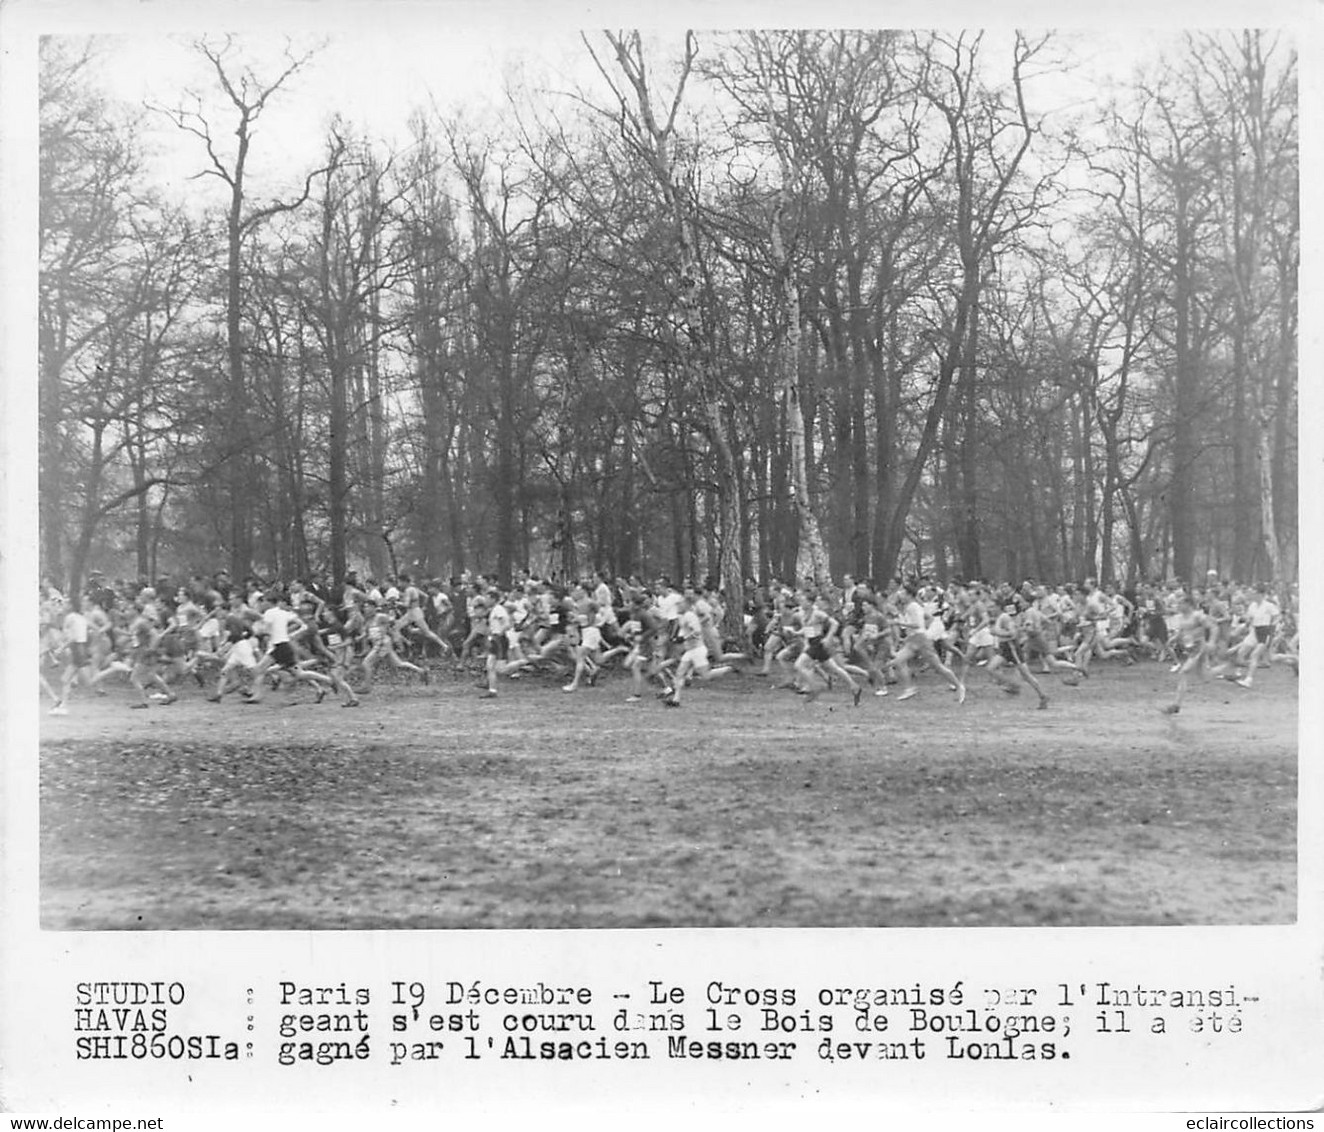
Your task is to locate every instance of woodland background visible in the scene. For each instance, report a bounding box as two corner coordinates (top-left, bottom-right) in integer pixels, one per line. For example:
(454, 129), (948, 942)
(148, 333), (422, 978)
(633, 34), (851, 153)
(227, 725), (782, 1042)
(38, 30), (1298, 629)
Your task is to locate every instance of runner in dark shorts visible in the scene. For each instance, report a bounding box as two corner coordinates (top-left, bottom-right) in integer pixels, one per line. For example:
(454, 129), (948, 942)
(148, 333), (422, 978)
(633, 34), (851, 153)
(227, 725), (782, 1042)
(985, 601), (1050, 709)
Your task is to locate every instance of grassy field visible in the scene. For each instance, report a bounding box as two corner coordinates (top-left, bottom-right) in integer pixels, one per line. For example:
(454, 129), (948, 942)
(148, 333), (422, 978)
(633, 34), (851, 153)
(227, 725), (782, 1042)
(39, 658), (1297, 929)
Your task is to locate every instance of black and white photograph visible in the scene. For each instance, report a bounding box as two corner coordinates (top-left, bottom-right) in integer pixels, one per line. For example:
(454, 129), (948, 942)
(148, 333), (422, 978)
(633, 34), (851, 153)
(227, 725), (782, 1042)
(29, 16), (1302, 930)
(2, 0), (1320, 1118)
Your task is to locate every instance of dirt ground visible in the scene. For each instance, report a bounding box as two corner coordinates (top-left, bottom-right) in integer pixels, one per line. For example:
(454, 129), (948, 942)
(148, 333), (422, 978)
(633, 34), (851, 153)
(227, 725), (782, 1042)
(38, 658), (1297, 929)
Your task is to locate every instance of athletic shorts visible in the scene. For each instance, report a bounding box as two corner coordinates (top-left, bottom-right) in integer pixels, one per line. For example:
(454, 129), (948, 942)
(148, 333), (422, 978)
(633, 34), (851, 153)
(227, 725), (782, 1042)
(1020, 634), (1046, 661)
(806, 638), (830, 663)
(1254, 625), (1272, 644)
(270, 641), (298, 669)
(68, 641), (89, 668)
(998, 640), (1020, 665)
(487, 634), (509, 661)
(681, 644), (708, 670)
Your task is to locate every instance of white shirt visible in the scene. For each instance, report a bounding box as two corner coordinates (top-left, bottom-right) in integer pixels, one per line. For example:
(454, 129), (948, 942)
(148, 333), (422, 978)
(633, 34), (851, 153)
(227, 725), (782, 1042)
(901, 600), (927, 634)
(1248, 599), (1280, 627)
(658, 592), (683, 622)
(488, 604), (513, 636)
(63, 610), (89, 644)
(198, 616), (222, 649)
(261, 607), (301, 645)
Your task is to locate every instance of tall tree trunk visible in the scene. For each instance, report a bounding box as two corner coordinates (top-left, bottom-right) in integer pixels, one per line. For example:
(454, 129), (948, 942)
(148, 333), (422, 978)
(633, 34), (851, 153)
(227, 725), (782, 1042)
(365, 283), (389, 580)
(606, 31), (746, 634)
(871, 307), (900, 583)
(877, 268), (978, 579)
(770, 202), (829, 586)
(823, 287), (852, 574)
(956, 292), (981, 577)
(68, 423), (108, 600)
(494, 342), (517, 586)
(38, 323), (65, 585)
(225, 190), (251, 581)
(1169, 173), (1199, 585)
(132, 430), (150, 581)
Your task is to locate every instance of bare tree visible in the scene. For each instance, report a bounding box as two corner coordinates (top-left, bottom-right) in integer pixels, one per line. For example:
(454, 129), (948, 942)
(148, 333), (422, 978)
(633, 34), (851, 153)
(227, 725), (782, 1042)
(154, 36), (323, 581)
(588, 31), (749, 635)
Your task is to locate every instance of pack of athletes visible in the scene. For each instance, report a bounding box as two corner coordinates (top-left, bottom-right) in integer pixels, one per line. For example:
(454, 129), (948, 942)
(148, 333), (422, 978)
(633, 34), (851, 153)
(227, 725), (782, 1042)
(39, 569), (1298, 716)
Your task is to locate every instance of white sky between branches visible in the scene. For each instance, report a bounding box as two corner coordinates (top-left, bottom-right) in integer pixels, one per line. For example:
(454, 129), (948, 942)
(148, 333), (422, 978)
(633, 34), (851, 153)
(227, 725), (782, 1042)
(26, 2), (1296, 217)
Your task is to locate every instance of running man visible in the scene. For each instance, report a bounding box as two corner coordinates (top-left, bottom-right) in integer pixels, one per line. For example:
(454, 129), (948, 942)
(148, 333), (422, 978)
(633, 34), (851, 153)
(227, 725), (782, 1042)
(480, 594), (535, 698)
(1233, 586), (1281, 689)
(985, 599), (1050, 709)
(792, 596), (863, 705)
(1161, 594), (1214, 715)
(891, 583), (966, 704)
(395, 573), (452, 659)
(361, 602), (429, 686)
(242, 593), (335, 705)
(208, 632), (260, 701)
(664, 595), (736, 707)
(49, 597), (94, 715)
(296, 600), (360, 708)
(124, 608), (176, 709)
(1019, 595), (1083, 683)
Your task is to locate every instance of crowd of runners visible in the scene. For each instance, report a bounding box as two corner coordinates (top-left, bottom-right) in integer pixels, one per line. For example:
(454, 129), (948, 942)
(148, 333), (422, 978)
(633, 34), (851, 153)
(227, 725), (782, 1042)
(38, 565), (1299, 717)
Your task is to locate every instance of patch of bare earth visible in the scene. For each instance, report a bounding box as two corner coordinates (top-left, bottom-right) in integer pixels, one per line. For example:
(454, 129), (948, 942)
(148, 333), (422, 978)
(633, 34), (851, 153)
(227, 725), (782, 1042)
(38, 662), (1296, 928)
